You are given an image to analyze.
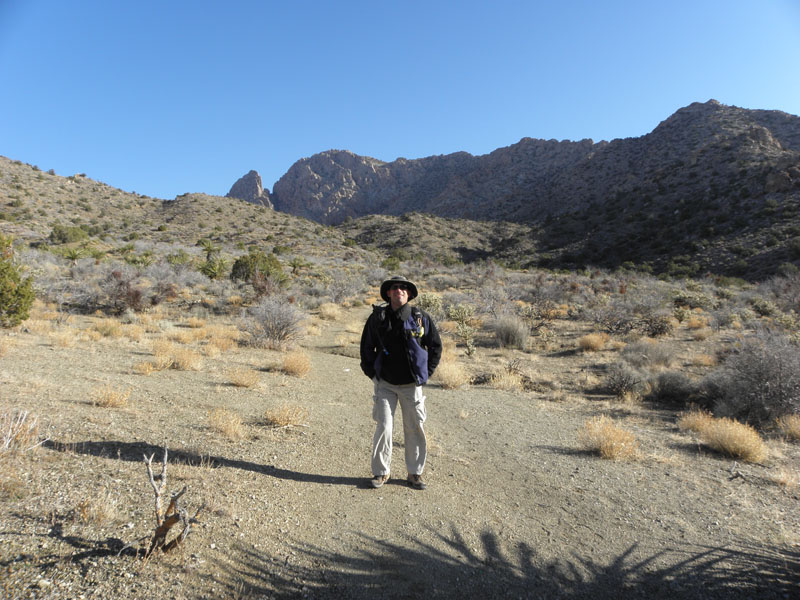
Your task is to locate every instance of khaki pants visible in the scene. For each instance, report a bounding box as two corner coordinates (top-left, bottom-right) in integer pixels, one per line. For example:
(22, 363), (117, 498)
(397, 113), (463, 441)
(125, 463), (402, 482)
(371, 379), (427, 477)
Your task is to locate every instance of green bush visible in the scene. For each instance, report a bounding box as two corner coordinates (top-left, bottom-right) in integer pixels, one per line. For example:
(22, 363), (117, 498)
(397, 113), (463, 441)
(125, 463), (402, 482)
(0, 236), (35, 327)
(49, 224), (88, 244)
(231, 251), (285, 283)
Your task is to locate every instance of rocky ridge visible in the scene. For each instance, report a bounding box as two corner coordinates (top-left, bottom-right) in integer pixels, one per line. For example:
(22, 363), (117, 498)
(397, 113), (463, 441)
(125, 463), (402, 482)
(226, 169), (273, 209)
(236, 100), (800, 228)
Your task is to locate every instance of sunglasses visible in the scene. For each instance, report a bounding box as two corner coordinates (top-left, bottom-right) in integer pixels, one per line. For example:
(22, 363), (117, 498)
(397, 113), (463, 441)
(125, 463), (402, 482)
(389, 284), (409, 291)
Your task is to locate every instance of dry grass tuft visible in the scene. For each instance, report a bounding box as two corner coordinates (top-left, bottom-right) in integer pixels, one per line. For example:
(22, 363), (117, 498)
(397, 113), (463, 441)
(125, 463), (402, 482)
(677, 409), (715, 434)
(50, 331), (76, 347)
(694, 417), (767, 463)
(578, 416), (639, 460)
(686, 316), (709, 329)
(282, 351), (311, 377)
(25, 319), (53, 335)
(334, 333), (358, 348)
(578, 332), (609, 352)
(208, 408), (247, 439)
(1, 410), (44, 453)
(170, 347), (203, 370)
(122, 324), (145, 342)
(317, 303), (343, 321)
(133, 360), (158, 376)
(691, 353), (718, 367)
(186, 317), (206, 328)
(770, 467), (799, 490)
(263, 403), (309, 428)
(776, 414), (800, 441)
(74, 491), (118, 525)
(490, 369), (523, 392)
(228, 367), (261, 388)
(169, 328), (204, 344)
(92, 384), (131, 408)
(691, 328), (713, 341)
(436, 362), (470, 389)
(93, 319), (124, 338)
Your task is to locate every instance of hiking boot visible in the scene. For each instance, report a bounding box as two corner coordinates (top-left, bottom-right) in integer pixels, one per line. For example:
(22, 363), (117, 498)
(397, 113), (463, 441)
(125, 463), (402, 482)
(370, 474), (389, 488)
(407, 474), (427, 490)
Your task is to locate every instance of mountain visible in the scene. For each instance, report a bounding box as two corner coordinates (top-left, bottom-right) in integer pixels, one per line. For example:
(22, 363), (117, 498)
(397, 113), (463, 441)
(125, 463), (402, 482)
(229, 100), (800, 277)
(226, 170), (273, 208)
(252, 100), (800, 227)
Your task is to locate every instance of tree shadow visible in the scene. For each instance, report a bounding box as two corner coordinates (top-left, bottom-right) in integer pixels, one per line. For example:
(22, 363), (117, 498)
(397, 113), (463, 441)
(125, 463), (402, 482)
(216, 525), (800, 599)
(42, 439), (370, 488)
(1, 517), (134, 570)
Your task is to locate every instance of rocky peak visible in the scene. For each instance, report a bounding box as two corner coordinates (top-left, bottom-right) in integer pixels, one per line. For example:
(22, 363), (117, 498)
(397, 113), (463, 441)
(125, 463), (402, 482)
(226, 170), (273, 209)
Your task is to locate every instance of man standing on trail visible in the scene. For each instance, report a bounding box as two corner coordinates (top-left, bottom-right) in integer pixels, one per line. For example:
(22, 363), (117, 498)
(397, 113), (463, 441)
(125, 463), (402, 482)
(360, 276), (442, 490)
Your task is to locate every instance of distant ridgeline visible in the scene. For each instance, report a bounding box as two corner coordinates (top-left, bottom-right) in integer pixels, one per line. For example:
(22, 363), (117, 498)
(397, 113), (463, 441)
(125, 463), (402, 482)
(227, 100), (800, 278)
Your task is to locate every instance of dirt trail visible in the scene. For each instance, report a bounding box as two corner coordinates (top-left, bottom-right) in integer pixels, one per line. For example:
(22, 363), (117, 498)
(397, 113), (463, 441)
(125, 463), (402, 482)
(1, 308), (798, 599)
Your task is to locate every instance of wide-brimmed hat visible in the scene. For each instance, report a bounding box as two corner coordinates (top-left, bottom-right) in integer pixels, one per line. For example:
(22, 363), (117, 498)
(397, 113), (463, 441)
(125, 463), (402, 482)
(380, 275), (418, 302)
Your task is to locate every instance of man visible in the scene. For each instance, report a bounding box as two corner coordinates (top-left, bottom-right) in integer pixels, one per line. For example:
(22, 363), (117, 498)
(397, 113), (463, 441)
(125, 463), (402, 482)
(360, 276), (442, 490)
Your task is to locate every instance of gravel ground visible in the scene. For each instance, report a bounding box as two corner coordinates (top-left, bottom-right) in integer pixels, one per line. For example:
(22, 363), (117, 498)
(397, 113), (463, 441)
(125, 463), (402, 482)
(1, 307), (798, 599)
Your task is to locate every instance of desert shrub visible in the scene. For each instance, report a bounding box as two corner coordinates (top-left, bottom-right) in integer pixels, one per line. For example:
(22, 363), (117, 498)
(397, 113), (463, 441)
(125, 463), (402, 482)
(415, 292), (445, 321)
(647, 371), (697, 405)
(677, 408), (715, 434)
(263, 403), (309, 428)
(1, 410), (44, 453)
(701, 330), (800, 426)
(326, 270), (365, 304)
(228, 367), (260, 388)
(578, 416), (638, 460)
(776, 414), (800, 441)
(493, 315), (528, 349)
(697, 417), (767, 463)
(208, 408), (246, 439)
(92, 385), (131, 408)
(578, 332), (609, 352)
(317, 302), (343, 321)
(200, 256), (228, 280)
(49, 224), (88, 244)
(231, 251), (285, 284)
(169, 347), (203, 371)
(620, 340), (677, 368)
(245, 297), (305, 348)
(490, 369), (523, 392)
(604, 362), (647, 400)
(435, 362), (470, 389)
(638, 311), (675, 337)
(281, 351), (311, 377)
(747, 295), (778, 317)
(446, 303), (475, 326)
(0, 236), (34, 327)
(590, 301), (637, 335)
(100, 268), (146, 314)
(477, 285), (509, 318)
(672, 289), (715, 310)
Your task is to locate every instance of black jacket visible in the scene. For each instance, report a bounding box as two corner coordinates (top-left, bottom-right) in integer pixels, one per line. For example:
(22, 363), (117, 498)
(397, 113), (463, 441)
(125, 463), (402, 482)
(360, 303), (442, 385)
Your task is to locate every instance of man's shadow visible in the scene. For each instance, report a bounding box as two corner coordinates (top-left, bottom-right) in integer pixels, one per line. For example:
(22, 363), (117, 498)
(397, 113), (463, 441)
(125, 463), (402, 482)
(43, 440), (372, 488)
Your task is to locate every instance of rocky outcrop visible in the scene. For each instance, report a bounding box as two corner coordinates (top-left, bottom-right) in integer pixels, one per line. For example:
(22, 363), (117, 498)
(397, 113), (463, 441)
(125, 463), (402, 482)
(250, 101), (800, 226)
(226, 170), (273, 209)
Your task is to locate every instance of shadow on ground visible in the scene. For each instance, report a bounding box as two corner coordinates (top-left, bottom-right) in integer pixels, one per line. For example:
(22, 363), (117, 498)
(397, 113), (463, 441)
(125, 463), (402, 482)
(43, 439), (371, 488)
(216, 526), (800, 600)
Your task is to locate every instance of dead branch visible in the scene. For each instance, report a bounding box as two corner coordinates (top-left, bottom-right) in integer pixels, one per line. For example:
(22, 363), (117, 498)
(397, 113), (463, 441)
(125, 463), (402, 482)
(136, 447), (204, 558)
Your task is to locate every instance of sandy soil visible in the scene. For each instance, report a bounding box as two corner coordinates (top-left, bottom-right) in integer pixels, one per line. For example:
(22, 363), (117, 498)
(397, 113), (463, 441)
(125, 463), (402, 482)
(1, 305), (798, 599)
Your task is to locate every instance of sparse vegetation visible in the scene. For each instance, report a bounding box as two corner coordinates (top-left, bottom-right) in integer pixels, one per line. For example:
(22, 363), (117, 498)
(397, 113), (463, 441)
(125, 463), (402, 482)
(578, 416), (639, 460)
(281, 350), (311, 377)
(208, 407), (246, 439)
(0, 235), (34, 327)
(263, 403), (309, 428)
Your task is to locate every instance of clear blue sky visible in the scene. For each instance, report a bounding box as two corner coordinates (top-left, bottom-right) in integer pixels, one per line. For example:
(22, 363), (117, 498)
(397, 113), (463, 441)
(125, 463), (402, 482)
(1, 1), (799, 199)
